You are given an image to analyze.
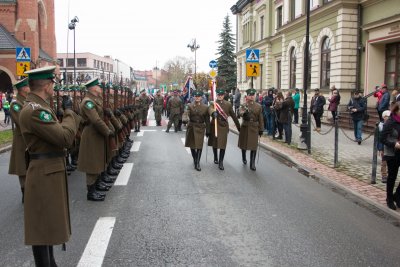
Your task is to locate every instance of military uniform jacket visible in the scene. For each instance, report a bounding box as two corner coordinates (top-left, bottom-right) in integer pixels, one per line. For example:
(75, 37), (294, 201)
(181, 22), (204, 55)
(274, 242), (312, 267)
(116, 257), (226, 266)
(9, 94), (27, 176)
(167, 96), (183, 116)
(139, 95), (150, 111)
(133, 98), (142, 119)
(238, 101), (264, 150)
(208, 100), (240, 149)
(153, 95), (164, 111)
(185, 102), (210, 149)
(19, 93), (78, 245)
(77, 92), (111, 174)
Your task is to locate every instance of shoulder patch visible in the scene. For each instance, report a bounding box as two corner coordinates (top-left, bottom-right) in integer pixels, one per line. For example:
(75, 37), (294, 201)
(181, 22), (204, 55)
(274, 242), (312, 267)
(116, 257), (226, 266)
(85, 101), (95, 109)
(13, 103), (21, 112)
(39, 110), (53, 122)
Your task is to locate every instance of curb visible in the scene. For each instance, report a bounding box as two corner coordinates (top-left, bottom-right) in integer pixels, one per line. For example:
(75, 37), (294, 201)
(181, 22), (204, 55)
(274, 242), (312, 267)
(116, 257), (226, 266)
(0, 144), (12, 154)
(230, 128), (400, 225)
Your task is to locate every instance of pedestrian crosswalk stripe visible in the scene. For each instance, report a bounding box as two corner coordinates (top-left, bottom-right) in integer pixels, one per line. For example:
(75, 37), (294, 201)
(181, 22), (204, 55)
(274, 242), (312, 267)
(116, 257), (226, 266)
(130, 141), (141, 152)
(77, 217), (116, 267)
(137, 131), (144, 137)
(114, 163), (134, 186)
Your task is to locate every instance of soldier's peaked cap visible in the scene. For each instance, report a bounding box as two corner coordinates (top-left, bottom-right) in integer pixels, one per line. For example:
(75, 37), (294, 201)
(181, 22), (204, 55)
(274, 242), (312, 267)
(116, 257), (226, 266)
(216, 89), (225, 95)
(193, 91), (203, 97)
(246, 88), (256, 95)
(14, 77), (29, 89)
(25, 66), (56, 81)
(84, 78), (100, 88)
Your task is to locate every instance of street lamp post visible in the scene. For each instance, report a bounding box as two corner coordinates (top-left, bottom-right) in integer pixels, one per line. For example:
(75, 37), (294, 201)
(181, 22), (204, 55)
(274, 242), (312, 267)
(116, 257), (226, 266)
(187, 38), (200, 82)
(68, 16), (79, 86)
(298, 0), (310, 152)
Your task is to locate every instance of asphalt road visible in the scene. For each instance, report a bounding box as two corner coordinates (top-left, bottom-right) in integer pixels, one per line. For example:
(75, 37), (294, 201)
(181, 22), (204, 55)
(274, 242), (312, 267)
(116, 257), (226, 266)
(1, 118), (400, 266)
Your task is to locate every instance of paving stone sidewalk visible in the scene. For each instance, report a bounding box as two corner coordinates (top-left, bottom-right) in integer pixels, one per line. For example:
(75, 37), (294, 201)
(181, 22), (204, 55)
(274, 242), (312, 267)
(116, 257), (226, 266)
(229, 117), (400, 218)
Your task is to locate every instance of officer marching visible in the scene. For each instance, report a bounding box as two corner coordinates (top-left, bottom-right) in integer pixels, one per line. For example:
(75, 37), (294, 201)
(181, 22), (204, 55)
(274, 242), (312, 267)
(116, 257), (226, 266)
(153, 90), (164, 126)
(19, 66), (79, 266)
(166, 89), (184, 133)
(238, 89), (264, 171)
(185, 90), (210, 171)
(8, 78), (30, 203)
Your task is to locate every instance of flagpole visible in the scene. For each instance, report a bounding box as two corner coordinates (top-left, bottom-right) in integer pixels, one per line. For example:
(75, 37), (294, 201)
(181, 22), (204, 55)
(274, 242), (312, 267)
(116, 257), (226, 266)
(213, 79), (217, 138)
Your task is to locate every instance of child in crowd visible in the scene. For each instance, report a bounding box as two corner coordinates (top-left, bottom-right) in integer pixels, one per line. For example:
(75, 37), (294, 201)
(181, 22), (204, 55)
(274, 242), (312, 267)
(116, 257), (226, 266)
(378, 110), (391, 183)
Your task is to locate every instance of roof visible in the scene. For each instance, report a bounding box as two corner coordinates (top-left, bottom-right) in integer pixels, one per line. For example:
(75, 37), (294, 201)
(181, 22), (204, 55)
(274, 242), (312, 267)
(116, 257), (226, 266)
(39, 48), (53, 62)
(0, 23), (22, 50)
(0, 0), (17, 3)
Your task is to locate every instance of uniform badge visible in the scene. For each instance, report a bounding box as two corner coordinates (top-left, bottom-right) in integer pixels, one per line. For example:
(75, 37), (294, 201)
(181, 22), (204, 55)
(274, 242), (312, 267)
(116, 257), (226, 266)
(39, 110), (53, 122)
(85, 101), (95, 109)
(13, 104), (21, 112)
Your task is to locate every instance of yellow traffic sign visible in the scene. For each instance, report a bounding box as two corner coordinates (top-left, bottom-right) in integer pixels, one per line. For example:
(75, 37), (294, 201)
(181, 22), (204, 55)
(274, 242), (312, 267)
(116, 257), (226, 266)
(16, 62), (30, 76)
(246, 63), (260, 77)
(209, 69), (217, 78)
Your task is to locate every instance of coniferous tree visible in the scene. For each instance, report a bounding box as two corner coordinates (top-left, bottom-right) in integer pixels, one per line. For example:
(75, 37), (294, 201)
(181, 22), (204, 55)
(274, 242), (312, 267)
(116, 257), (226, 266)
(216, 15), (237, 93)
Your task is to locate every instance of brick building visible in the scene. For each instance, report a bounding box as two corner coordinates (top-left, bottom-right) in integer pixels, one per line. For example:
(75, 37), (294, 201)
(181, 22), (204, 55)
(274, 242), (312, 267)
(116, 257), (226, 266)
(0, 0), (56, 93)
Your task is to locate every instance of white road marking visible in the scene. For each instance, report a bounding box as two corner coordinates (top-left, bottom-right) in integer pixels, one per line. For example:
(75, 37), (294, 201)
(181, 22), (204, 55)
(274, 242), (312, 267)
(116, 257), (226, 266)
(136, 131), (144, 137)
(114, 163), (134, 186)
(77, 217), (116, 267)
(181, 138), (191, 154)
(131, 141), (141, 152)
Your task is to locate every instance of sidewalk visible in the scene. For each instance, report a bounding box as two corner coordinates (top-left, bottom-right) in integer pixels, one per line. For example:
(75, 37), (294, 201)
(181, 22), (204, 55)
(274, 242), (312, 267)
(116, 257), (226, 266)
(0, 111), (12, 132)
(229, 117), (400, 222)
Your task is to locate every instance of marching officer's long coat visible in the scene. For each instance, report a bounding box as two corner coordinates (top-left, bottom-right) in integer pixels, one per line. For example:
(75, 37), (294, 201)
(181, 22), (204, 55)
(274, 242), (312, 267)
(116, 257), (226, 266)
(185, 102), (210, 149)
(153, 95), (164, 121)
(19, 93), (78, 245)
(9, 94), (27, 176)
(208, 99), (240, 149)
(238, 101), (264, 150)
(77, 92), (111, 174)
(139, 94), (150, 121)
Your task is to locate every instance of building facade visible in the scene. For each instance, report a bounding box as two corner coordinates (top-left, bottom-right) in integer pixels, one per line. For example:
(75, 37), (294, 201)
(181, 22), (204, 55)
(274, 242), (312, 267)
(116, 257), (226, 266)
(231, 0), (400, 103)
(0, 0), (56, 92)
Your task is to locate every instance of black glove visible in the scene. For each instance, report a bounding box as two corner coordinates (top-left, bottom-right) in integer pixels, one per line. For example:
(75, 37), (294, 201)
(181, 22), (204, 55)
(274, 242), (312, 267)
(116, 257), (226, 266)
(259, 131), (263, 137)
(115, 109), (122, 116)
(237, 126), (241, 133)
(62, 95), (73, 110)
(213, 111), (218, 118)
(56, 109), (64, 118)
(104, 108), (112, 118)
(206, 132), (210, 138)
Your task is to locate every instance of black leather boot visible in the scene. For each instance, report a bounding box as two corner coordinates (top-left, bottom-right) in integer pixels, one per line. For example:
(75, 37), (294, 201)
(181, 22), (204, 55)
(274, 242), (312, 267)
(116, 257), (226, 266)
(32, 245), (51, 267)
(21, 188), (24, 204)
(242, 150), (247, 165)
(112, 158), (123, 169)
(87, 184), (105, 201)
(70, 155), (78, 167)
(213, 148), (218, 164)
(107, 166), (119, 176)
(48, 245), (57, 267)
(250, 150), (257, 171)
(219, 149), (225, 170)
(190, 149), (197, 167)
(166, 126), (170, 133)
(96, 179), (111, 191)
(101, 172), (116, 184)
(195, 149), (202, 171)
(116, 156), (126, 164)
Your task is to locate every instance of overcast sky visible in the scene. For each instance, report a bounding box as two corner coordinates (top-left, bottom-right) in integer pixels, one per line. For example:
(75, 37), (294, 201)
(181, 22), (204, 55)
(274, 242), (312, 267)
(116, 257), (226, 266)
(54, 0), (237, 72)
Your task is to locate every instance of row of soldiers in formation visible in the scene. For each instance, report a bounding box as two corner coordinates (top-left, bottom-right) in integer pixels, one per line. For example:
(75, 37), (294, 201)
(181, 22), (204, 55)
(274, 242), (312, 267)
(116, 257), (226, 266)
(6, 65), (166, 266)
(166, 88), (265, 172)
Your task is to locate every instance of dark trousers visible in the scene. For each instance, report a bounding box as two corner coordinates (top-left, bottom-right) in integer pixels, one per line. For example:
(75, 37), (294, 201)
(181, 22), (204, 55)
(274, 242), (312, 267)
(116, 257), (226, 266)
(283, 122), (292, 144)
(293, 108), (299, 124)
(331, 111), (337, 121)
(386, 157), (400, 202)
(313, 112), (322, 128)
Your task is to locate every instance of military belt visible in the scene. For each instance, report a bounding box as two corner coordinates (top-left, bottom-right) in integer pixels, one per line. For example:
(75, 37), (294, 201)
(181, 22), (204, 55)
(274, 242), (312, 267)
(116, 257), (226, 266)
(190, 120), (205, 123)
(243, 118), (255, 122)
(29, 151), (65, 160)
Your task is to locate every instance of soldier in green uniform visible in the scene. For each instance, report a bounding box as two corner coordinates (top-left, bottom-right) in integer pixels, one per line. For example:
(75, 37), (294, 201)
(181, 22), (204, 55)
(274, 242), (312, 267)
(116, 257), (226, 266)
(166, 89), (184, 133)
(139, 89), (150, 126)
(153, 90), (164, 126)
(185, 91), (210, 171)
(238, 88), (264, 171)
(8, 78), (30, 203)
(19, 66), (79, 266)
(208, 89), (240, 170)
(133, 93), (142, 132)
(77, 78), (114, 201)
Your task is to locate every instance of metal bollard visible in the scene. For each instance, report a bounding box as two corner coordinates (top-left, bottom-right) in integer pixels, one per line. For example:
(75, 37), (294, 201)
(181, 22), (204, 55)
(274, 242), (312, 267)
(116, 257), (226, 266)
(371, 123), (379, 184)
(334, 118), (339, 168)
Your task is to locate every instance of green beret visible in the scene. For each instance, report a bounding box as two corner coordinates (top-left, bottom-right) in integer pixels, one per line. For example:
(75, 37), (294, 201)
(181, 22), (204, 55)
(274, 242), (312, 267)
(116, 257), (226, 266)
(246, 89), (256, 95)
(84, 78), (100, 88)
(25, 66), (56, 81)
(14, 78), (29, 89)
(193, 91), (203, 97)
(216, 89), (225, 95)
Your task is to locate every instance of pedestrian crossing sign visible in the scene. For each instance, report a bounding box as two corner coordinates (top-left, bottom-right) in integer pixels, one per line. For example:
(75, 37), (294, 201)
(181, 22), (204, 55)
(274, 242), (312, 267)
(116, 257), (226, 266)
(16, 47), (31, 62)
(246, 63), (260, 77)
(246, 49), (259, 63)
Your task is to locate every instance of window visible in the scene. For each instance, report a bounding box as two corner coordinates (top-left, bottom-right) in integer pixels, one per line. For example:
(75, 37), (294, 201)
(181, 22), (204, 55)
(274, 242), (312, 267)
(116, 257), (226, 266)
(323, 0), (331, 4)
(291, 0), (302, 21)
(67, 58), (74, 67)
(311, 0), (319, 9)
(58, 58), (64, 67)
(277, 60), (281, 89)
(260, 16), (264, 40)
(305, 44), (312, 89)
(320, 37), (331, 89)
(77, 58), (86, 67)
(289, 48), (297, 89)
(385, 43), (400, 90)
(276, 6), (283, 28)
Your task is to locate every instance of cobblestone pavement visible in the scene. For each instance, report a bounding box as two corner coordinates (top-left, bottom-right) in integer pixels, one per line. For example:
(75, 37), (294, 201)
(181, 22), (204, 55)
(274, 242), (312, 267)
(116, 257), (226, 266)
(229, 117), (399, 215)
